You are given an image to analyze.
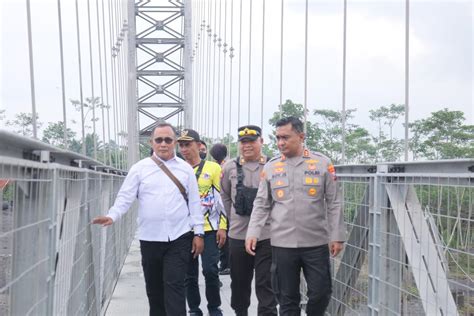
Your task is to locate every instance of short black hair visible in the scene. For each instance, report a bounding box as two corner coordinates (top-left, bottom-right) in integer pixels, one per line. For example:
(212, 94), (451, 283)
(275, 116), (304, 133)
(151, 122), (178, 138)
(210, 143), (228, 164)
(200, 140), (207, 148)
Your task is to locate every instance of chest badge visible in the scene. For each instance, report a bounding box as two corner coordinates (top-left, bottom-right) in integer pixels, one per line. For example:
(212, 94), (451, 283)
(308, 188), (317, 196)
(276, 189), (285, 198)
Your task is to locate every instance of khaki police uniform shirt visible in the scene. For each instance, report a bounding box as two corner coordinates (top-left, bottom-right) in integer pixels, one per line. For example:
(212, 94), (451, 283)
(246, 150), (346, 248)
(221, 156), (272, 241)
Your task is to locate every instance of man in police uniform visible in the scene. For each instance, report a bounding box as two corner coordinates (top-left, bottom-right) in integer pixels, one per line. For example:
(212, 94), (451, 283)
(221, 125), (277, 316)
(246, 117), (346, 316)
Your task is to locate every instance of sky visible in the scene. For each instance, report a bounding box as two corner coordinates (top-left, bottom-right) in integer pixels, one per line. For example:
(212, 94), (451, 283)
(0, 0), (472, 143)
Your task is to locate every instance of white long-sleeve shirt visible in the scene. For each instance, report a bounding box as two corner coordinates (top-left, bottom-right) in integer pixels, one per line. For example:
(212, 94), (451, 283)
(107, 154), (204, 241)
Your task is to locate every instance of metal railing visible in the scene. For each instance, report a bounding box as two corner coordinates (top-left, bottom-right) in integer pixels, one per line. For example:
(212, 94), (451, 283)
(0, 131), (137, 316)
(302, 160), (473, 315)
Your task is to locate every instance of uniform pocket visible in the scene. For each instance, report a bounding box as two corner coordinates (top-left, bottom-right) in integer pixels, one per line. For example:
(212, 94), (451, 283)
(270, 177), (290, 201)
(302, 176), (322, 199)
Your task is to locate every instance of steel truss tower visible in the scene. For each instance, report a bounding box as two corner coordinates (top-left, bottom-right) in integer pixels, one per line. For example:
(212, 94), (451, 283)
(129, 0), (192, 143)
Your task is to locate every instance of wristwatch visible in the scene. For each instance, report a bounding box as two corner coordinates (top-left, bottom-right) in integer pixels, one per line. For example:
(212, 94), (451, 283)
(194, 233), (205, 238)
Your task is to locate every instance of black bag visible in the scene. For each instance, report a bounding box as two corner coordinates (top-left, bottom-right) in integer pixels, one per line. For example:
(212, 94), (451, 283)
(233, 158), (258, 216)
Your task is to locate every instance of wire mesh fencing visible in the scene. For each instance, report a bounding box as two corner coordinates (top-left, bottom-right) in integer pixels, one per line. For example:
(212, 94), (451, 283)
(300, 160), (473, 315)
(0, 156), (137, 316)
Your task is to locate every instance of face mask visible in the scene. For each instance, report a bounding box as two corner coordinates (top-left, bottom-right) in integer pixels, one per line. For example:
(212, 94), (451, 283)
(199, 152), (207, 160)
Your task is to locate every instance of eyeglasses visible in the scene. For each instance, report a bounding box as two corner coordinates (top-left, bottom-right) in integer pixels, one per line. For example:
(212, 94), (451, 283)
(238, 129), (258, 136)
(154, 137), (174, 144)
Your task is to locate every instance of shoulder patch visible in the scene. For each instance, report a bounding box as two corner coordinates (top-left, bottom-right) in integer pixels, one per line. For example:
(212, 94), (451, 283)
(328, 163), (337, 181)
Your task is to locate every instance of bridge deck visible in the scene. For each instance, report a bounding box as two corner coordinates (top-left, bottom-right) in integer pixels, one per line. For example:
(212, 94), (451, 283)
(106, 239), (260, 315)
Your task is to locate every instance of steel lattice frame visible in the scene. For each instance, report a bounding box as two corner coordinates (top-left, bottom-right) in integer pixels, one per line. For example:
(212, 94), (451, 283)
(132, 0), (192, 139)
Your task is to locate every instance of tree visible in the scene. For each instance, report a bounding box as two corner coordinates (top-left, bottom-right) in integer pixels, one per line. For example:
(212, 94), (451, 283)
(42, 121), (76, 148)
(70, 97), (107, 156)
(369, 104), (405, 140)
(409, 108), (474, 160)
(345, 127), (377, 163)
(6, 112), (42, 136)
(0, 109), (5, 121)
(220, 133), (238, 158)
(268, 100), (320, 152)
(369, 104), (405, 161)
(312, 109), (357, 162)
(70, 133), (103, 158)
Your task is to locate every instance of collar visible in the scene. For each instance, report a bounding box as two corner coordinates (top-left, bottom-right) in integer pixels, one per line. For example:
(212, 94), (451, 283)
(240, 155), (266, 165)
(153, 152), (177, 163)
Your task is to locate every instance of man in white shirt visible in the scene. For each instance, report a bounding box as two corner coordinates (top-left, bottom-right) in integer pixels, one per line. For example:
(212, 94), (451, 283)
(92, 122), (205, 316)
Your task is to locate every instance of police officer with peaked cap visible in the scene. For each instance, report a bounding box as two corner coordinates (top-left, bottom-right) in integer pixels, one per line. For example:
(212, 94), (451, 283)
(220, 125), (277, 316)
(245, 117), (346, 316)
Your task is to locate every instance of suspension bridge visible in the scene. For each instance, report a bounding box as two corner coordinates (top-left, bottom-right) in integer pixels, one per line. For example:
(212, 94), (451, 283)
(0, 0), (472, 315)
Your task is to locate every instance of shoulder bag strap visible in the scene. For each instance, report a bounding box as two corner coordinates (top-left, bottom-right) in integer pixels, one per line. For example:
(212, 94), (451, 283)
(234, 157), (244, 188)
(194, 159), (206, 180)
(151, 155), (188, 204)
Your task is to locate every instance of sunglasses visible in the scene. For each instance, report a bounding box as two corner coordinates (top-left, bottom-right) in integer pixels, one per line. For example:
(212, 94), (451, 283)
(154, 137), (174, 144)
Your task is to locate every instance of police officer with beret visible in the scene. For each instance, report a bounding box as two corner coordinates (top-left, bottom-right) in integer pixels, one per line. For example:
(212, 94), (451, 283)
(220, 125), (277, 316)
(246, 117), (346, 316)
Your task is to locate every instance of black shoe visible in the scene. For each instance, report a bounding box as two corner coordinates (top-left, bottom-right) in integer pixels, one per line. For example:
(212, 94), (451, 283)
(209, 308), (223, 316)
(218, 267), (230, 275)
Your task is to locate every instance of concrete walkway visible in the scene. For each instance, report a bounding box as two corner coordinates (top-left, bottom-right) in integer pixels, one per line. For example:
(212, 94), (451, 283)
(106, 239), (259, 315)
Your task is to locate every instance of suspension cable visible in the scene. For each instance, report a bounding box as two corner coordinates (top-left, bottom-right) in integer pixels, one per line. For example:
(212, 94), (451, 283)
(211, 0), (218, 138)
(26, 0), (37, 138)
(198, 0), (205, 133)
(228, 0), (235, 158)
(247, 0), (253, 125)
(204, 0), (211, 137)
(341, 0), (347, 163)
(75, 0), (86, 155)
(237, 0), (243, 129)
(404, 0), (410, 161)
(56, 0), (68, 147)
(221, 0), (228, 138)
(96, 0), (106, 163)
(192, 0), (197, 128)
(109, 0), (119, 167)
(279, 0), (284, 115)
(260, 0), (265, 129)
(195, 0), (201, 130)
(217, 0), (223, 140)
(87, 0), (97, 160)
(200, 0), (205, 134)
(102, 0), (112, 165)
(304, 0), (309, 139)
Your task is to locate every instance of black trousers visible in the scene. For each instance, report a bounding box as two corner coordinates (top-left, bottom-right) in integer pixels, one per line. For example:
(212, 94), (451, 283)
(140, 232), (193, 316)
(185, 231), (222, 315)
(271, 245), (332, 316)
(229, 238), (277, 316)
(219, 232), (230, 270)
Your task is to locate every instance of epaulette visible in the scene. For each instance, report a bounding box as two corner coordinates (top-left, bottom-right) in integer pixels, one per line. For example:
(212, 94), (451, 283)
(311, 151), (331, 163)
(268, 155), (281, 163)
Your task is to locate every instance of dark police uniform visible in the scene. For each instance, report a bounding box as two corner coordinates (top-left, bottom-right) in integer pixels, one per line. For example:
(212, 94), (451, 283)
(220, 125), (277, 316)
(247, 149), (346, 315)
